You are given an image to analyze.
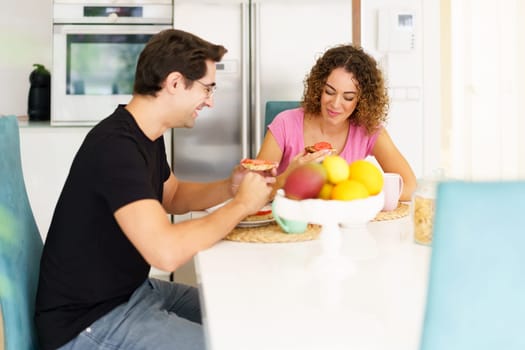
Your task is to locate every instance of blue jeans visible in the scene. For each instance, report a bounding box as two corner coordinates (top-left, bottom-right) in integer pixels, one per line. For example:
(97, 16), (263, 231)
(58, 278), (205, 350)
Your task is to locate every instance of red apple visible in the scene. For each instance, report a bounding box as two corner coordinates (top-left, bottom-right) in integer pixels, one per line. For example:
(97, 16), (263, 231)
(283, 163), (327, 200)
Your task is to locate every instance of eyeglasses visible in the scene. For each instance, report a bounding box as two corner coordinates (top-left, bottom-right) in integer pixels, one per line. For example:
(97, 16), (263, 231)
(195, 80), (217, 98)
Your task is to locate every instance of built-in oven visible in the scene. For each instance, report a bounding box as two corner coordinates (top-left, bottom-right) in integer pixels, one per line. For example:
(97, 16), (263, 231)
(51, 0), (173, 126)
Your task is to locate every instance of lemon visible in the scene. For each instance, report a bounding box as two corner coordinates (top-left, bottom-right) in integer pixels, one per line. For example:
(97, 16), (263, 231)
(322, 155), (350, 184)
(318, 183), (334, 199)
(330, 179), (369, 201)
(348, 160), (384, 195)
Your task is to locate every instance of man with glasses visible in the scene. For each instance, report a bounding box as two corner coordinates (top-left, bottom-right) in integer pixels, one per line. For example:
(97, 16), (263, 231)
(195, 79), (217, 98)
(35, 29), (276, 350)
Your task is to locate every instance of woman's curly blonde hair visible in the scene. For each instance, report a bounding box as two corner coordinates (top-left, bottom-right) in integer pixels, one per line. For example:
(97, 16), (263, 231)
(301, 44), (389, 134)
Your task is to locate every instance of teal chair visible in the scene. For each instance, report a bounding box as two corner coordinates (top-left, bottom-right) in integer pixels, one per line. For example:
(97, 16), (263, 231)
(420, 181), (525, 350)
(0, 115), (42, 349)
(264, 101), (300, 134)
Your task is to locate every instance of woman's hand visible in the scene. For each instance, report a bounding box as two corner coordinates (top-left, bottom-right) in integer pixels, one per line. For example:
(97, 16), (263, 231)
(287, 149), (332, 173)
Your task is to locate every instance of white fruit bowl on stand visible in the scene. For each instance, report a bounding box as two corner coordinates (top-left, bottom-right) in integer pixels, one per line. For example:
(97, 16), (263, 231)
(272, 189), (384, 277)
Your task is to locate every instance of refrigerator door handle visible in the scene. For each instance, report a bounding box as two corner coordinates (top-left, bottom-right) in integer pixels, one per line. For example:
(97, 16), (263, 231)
(251, 1), (262, 157)
(241, 1), (250, 159)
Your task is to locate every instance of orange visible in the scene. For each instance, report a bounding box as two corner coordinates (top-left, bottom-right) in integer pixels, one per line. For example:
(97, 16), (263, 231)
(322, 155), (350, 184)
(330, 179), (369, 201)
(348, 160), (384, 195)
(318, 183), (334, 199)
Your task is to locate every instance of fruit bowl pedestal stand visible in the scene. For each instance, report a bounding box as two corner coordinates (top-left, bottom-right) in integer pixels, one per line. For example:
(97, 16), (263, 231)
(272, 189), (384, 304)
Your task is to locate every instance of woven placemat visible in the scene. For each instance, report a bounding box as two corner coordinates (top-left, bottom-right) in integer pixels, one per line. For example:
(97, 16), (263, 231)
(372, 202), (410, 221)
(225, 222), (321, 243)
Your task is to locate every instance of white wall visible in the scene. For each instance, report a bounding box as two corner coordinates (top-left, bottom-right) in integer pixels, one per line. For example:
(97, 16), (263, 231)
(361, 0), (441, 179)
(0, 0), (53, 116)
(446, 0), (525, 180)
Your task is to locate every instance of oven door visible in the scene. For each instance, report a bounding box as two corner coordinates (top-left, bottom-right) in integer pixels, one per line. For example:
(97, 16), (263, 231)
(51, 24), (171, 126)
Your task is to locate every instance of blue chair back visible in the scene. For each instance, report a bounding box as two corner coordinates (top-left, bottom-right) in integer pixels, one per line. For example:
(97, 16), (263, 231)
(264, 101), (300, 134)
(420, 181), (525, 350)
(0, 115), (42, 350)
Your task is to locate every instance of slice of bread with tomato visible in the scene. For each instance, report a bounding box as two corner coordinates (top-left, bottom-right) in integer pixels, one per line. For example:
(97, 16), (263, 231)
(240, 158), (278, 171)
(304, 141), (336, 154)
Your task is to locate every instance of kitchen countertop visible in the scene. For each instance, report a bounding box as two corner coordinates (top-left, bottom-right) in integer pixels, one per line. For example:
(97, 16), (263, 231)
(9, 115), (92, 129)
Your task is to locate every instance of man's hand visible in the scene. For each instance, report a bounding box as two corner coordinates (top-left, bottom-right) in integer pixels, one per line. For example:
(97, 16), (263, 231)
(230, 163), (276, 196)
(233, 171), (275, 215)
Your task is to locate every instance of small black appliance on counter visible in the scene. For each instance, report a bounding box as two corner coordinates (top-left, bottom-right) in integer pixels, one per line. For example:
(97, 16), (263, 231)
(28, 63), (51, 121)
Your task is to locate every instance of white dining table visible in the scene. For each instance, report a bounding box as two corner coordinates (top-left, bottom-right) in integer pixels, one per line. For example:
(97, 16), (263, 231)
(193, 213), (432, 350)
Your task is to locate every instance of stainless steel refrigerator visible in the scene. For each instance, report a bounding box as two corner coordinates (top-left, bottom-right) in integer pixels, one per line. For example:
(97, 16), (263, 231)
(172, 0), (352, 182)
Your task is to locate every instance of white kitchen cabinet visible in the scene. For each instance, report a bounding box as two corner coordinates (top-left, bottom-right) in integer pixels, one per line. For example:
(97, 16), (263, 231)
(19, 124), (91, 241)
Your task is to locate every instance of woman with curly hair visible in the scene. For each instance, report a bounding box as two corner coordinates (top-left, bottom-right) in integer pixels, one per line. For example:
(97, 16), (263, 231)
(256, 44), (416, 200)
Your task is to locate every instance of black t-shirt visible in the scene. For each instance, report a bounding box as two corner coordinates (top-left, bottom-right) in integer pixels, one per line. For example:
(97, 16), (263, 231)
(35, 105), (171, 350)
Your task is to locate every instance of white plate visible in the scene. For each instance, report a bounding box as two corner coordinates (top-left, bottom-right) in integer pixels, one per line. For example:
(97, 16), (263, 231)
(237, 217), (275, 228)
(237, 204), (274, 227)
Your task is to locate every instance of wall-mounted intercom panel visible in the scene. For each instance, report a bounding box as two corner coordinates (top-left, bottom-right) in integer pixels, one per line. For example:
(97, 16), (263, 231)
(377, 9), (415, 52)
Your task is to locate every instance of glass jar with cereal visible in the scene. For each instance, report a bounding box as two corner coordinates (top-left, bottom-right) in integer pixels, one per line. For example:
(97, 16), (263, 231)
(412, 178), (437, 245)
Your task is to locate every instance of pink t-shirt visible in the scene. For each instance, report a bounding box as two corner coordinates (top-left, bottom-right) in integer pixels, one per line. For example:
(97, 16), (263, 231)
(268, 108), (381, 175)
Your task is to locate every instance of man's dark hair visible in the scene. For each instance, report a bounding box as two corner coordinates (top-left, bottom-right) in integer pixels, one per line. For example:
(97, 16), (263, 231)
(134, 29), (227, 96)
